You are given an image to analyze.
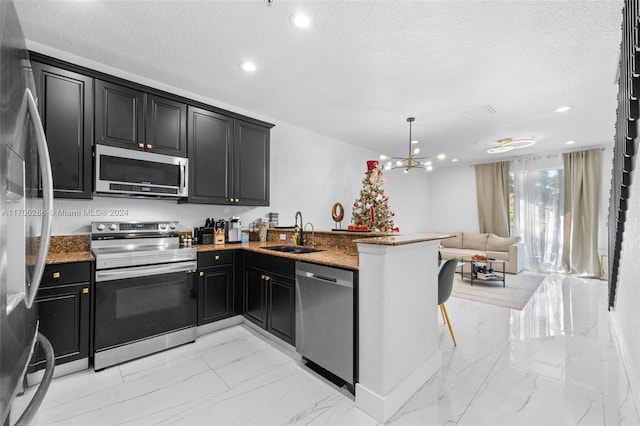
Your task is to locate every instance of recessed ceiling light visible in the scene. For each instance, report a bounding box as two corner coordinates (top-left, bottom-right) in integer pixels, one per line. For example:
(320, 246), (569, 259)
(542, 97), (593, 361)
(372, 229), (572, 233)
(291, 12), (311, 28)
(437, 153), (446, 160)
(566, 140), (576, 145)
(411, 140), (418, 144)
(556, 106), (571, 112)
(452, 158), (459, 162)
(241, 61), (257, 72)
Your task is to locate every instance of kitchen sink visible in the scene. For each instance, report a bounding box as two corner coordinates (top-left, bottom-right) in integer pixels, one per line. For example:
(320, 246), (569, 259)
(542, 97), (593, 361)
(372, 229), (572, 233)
(265, 245), (323, 254)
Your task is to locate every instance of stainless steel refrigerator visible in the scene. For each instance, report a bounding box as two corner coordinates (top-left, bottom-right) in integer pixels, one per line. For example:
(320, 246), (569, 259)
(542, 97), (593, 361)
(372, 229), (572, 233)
(0, 0), (55, 424)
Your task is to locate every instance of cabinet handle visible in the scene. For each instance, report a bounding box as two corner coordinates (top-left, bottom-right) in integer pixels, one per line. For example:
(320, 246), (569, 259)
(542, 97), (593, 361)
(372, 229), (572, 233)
(199, 271), (204, 277)
(138, 143), (144, 149)
(215, 255), (220, 260)
(82, 287), (89, 294)
(52, 272), (60, 279)
(146, 144), (152, 149)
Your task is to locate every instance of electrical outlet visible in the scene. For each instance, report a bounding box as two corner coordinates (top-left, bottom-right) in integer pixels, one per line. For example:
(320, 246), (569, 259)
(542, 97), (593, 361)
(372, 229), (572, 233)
(279, 233), (286, 241)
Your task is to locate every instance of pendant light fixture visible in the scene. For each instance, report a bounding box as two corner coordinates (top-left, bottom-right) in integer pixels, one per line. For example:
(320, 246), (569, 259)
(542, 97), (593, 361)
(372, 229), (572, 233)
(379, 117), (446, 173)
(487, 137), (536, 154)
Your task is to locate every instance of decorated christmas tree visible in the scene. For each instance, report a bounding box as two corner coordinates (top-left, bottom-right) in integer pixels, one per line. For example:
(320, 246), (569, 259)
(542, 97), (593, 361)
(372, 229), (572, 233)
(352, 160), (397, 232)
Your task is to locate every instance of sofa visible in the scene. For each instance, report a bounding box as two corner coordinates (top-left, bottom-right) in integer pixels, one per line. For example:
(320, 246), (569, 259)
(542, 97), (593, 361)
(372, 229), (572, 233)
(436, 232), (524, 274)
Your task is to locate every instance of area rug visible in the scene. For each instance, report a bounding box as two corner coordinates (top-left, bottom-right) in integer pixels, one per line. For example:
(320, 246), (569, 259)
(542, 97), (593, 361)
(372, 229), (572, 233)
(451, 272), (545, 310)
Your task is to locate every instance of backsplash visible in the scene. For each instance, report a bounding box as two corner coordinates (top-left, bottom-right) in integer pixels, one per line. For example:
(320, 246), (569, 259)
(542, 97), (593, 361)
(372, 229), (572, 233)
(266, 229), (390, 253)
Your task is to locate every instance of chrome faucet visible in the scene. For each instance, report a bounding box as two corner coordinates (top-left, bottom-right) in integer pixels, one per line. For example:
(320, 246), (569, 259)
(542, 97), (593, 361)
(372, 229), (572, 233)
(304, 222), (315, 247)
(294, 211), (304, 246)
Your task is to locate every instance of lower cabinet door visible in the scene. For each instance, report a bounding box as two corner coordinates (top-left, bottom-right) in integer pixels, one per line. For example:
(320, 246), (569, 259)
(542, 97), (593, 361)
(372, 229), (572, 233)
(198, 265), (233, 325)
(29, 282), (90, 371)
(244, 266), (267, 328)
(268, 274), (295, 345)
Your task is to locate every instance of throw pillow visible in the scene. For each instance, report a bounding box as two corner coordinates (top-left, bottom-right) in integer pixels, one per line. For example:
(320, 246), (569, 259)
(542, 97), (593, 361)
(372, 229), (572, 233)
(486, 233), (521, 251)
(439, 232), (462, 248)
(462, 233), (489, 250)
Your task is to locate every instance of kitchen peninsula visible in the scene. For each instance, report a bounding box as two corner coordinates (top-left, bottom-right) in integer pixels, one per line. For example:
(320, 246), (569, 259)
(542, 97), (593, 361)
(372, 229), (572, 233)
(41, 229), (448, 424)
(355, 233), (445, 423)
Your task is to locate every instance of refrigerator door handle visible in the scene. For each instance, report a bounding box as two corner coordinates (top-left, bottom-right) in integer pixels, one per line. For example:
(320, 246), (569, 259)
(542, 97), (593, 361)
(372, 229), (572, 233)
(24, 88), (53, 309)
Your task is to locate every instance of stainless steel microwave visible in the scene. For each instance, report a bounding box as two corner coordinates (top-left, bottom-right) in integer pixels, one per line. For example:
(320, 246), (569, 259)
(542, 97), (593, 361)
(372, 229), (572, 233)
(95, 145), (189, 198)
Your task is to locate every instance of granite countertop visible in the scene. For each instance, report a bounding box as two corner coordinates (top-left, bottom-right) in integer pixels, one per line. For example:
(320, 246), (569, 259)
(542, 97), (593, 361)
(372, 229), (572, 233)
(354, 232), (454, 246)
(195, 241), (359, 270)
(43, 231), (448, 269)
(47, 251), (94, 265)
(45, 234), (94, 265)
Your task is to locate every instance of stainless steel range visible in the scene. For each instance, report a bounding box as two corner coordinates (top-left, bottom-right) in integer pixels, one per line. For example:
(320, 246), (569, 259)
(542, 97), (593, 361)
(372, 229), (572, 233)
(91, 221), (197, 370)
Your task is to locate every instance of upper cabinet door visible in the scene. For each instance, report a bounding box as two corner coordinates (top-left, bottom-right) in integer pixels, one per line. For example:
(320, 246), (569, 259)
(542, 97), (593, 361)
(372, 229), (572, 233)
(146, 95), (187, 157)
(95, 80), (144, 150)
(234, 120), (270, 206)
(31, 61), (93, 199)
(187, 106), (233, 204)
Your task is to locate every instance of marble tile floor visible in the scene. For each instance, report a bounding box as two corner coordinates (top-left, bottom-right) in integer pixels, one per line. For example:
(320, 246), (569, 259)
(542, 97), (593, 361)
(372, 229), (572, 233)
(12, 273), (640, 425)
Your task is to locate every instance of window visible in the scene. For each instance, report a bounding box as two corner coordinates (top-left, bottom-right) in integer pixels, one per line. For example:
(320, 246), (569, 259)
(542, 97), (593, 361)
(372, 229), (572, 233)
(510, 158), (564, 272)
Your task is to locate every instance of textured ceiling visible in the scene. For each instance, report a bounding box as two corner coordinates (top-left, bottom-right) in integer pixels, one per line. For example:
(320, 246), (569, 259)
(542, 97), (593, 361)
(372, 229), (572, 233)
(14, 0), (623, 166)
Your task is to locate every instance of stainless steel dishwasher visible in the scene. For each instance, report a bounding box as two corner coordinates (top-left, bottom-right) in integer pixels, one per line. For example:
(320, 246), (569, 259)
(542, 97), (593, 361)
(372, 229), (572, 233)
(295, 261), (354, 386)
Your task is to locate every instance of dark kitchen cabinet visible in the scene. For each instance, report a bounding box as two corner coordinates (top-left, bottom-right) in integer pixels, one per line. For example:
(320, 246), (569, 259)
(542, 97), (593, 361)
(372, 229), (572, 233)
(234, 120), (270, 206)
(197, 251), (234, 325)
(243, 252), (295, 345)
(28, 262), (91, 372)
(95, 80), (144, 150)
(96, 81), (187, 157)
(187, 106), (234, 204)
(244, 266), (268, 328)
(267, 273), (295, 344)
(186, 106), (270, 205)
(31, 61), (93, 199)
(146, 94), (187, 157)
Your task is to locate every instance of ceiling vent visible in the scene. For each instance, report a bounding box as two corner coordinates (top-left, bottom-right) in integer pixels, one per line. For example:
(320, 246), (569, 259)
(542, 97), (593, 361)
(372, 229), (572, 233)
(460, 105), (496, 119)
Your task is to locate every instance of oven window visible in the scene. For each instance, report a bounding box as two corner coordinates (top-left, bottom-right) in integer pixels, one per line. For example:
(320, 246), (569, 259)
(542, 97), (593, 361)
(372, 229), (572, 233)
(100, 155), (180, 186)
(94, 271), (196, 350)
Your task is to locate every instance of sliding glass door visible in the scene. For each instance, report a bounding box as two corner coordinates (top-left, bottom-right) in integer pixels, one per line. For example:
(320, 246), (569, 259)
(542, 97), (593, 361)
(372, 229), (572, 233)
(510, 157), (564, 272)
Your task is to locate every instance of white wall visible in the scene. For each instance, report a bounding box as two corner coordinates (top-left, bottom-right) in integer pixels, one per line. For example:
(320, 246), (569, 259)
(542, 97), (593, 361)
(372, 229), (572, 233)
(426, 164), (479, 233)
(599, 147), (614, 252)
(30, 42), (429, 236)
(384, 170), (431, 233)
(611, 149), (640, 409)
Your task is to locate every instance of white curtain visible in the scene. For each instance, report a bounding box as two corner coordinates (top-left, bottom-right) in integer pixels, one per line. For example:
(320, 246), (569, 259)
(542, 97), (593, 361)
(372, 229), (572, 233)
(511, 156), (565, 272)
(562, 149), (601, 276)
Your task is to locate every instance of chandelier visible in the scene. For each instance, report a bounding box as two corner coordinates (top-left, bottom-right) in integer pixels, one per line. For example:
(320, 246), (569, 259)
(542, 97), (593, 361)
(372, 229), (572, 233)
(379, 117), (445, 173)
(487, 137), (536, 154)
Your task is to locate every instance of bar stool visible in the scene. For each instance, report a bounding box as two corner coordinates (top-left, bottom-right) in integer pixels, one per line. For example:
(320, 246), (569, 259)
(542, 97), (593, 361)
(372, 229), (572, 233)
(438, 258), (458, 346)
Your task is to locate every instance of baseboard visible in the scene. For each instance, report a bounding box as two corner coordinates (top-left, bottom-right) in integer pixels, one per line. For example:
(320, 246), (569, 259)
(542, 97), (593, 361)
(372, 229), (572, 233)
(26, 357), (88, 387)
(610, 311), (640, 415)
(355, 349), (441, 423)
(196, 315), (243, 336)
(241, 319), (299, 360)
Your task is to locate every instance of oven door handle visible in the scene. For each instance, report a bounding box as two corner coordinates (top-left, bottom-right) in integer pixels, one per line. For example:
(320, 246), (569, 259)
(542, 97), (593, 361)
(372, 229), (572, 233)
(96, 261), (197, 282)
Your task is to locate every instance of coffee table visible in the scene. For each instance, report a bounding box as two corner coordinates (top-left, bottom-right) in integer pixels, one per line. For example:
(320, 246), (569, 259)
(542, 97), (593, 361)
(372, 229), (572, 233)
(460, 257), (506, 287)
